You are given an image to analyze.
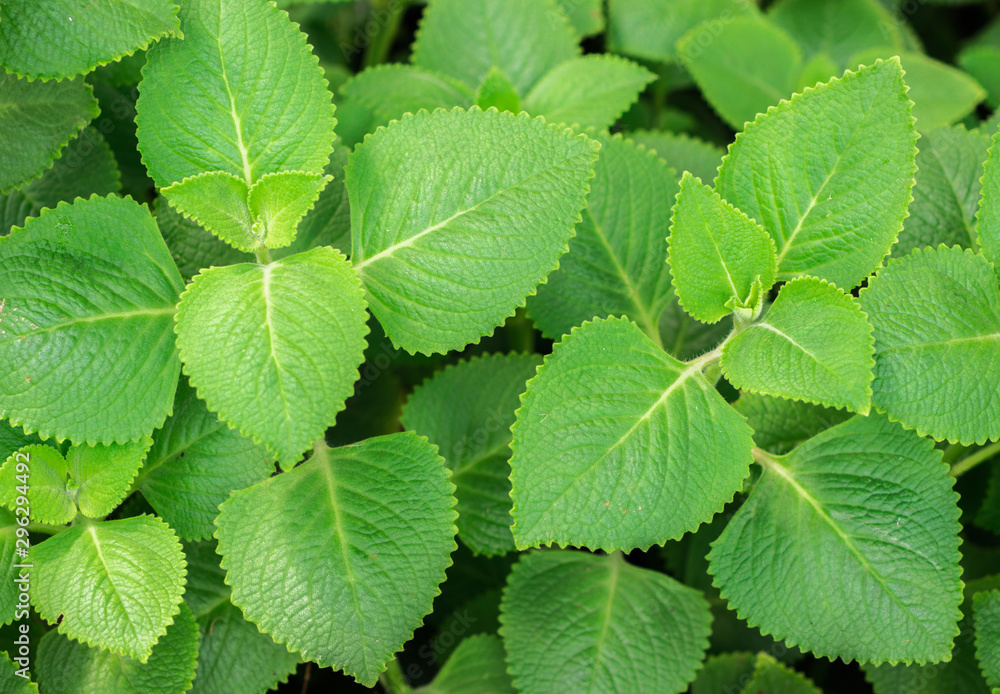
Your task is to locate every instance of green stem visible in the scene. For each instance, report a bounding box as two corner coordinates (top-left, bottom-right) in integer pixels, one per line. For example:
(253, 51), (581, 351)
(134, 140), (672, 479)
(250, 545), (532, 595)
(255, 247), (272, 264)
(27, 522), (68, 536)
(378, 659), (412, 694)
(506, 308), (535, 354)
(363, 0), (407, 68)
(941, 442), (970, 465)
(950, 441), (1000, 478)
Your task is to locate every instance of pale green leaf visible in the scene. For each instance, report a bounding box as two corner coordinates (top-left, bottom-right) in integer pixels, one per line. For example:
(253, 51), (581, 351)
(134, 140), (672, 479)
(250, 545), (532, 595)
(69, 437), (152, 519)
(961, 46), (1000, 109)
(35, 603), (199, 694)
(136, 0), (335, 188)
(678, 18), (802, 130)
(248, 171), (331, 249)
(556, 0), (604, 38)
(894, 124), (992, 257)
(215, 433), (457, 687)
(510, 316), (754, 551)
(768, 0), (903, 69)
(412, 0), (580, 95)
(523, 55), (655, 130)
(0, 1), (180, 81)
(191, 601), (299, 694)
(0, 74), (99, 192)
(499, 550), (711, 694)
(526, 132), (677, 341)
(31, 515), (187, 662)
(977, 590), (1000, 688)
(0, 126), (121, 233)
(606, 0), (759, 63)
(340, 65), (474, 123)
(716, 58), (918, 290)
(401, 353), (541, 556)
(732, 393), (851, 455)
(156, 200), (253, 280)
(0, 507), (27, 627)
(348, 108), (598, 354)
(851, 50), (986, 131)
(475, 67), (521, 113)
(0, 195), (183, 445)
(162, 172), (254, 251)
(175, 247), (367, 465)
(977, 124), (1000, 275)
(657, 290), (733, 361)
(668, 172), (777, 324)
(0, 651), (37, 693)
(414, 634), (514, 694)
(859, 245), (1000, 445)
(628, 130), (724, 184)
(721, 277), (874, 414)
(0, 445), (75, 525)
(741, 653), (822, 693)
(690, 652), (755, 694)
(137, 378), (275, 541)
(709, 414), (963, 664)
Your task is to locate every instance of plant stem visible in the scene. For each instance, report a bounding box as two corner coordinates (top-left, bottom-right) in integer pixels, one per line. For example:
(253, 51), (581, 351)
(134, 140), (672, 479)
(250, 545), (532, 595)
(941, 442), (969, 465)
(506, 308), (535, 353)
(378, 659), (412, 694)
(949, 441), (1000, 478)
(255, 247), (272, 264)
(27, 522), (68, 535)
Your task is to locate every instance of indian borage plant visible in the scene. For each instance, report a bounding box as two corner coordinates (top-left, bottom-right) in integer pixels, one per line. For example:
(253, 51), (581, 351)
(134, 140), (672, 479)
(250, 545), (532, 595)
(0, 0), (999, 692)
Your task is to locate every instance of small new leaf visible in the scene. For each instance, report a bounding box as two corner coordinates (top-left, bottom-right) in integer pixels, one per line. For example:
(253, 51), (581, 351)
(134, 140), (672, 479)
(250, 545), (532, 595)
(161, 172), (254, 251)
(0, 445), (74, 525)
(248, 171), (332, 249)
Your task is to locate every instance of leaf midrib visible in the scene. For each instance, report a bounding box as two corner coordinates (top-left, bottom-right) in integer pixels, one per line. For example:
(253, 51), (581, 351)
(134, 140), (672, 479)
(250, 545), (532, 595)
(585, 555), (622, 694)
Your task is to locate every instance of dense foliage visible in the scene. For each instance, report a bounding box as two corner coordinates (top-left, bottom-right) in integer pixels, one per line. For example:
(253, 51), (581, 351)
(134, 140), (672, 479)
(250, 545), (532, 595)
(1, 0), (1000, 692)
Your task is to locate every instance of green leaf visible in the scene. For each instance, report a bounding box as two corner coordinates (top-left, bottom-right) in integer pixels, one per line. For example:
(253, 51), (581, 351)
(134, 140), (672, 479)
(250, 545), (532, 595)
(35, 602), (199, 694)
(156, 200), (253, 281)
(137, 378), (275, 541)
(69, 437), (152, 519)
(401, 353), (541, 556)
(0, 195), (183, 445)
(690, 652), (755, 694)
(977, 590), (1000, 688)
(721, 277), (875, 414)
(135, 0), (335, 188)
(340, 65), (474, 123)
(895, 125), (992, 257)
(522, 55), (655, 130)
(0, 507), (27, 627)
(668, 172), (777, 324)
(709, 414), (963, 664)
(414, 634), (514, 694)
(715, 58), (918, 290)
(0, 126), (121, 234)
(0, 422), (39, 461)
(248, 171), (332, 249)
(859, 245), (1000, 445)
(161, 172), (254, 251)
(0, 445), (75, 525)
(606, 0), (759, 63)
(31, 515), (187, 662)
(741, 653), (822, 693)
(556, 0), (604, 38)
(348, 108), (598, 354)
(658, 290), (733, 361)
(499, 550), (711, 694)
(0, 651), (37, 693)
(628, 130), (724, 184)
(475, 67), (521, 113)
(961, 46), (1000, 109)
(510, 316), (754, 551)
(851, 50), (986, 132)
(768, 0), (903, 69)
(678, 18), (803, 131)
(190, 602), (299, 694)
(175, 247), (368, 465)
(0, 1), (180, 81)
(977, 124), (1000, 275)
(526, 132), (677, 341)
(732, 393), (851, 455)
(0, 74), (99, 193)
(182, 540), (229, 619)
(215, 433), (457, 687)
(412, 0), (580, 95)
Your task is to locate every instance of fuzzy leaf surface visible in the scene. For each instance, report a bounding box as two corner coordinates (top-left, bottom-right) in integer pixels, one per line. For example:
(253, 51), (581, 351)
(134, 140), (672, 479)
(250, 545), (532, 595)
(35, 603), (199, 694)
(709, 415), (963, 664)
(0, 0), (181, 81)
(215, 433), (457, 686)
(527, 132), (677, 340)
(340, 65), (474, 123)
(0, 445), (75, 524)
(978, 125), (1000, 275)
(0, 652), (37, 693)
(161, 172), (254, 251)
(715, 59), (918, 290)
(401, 353), (541, 555)
(510, 316), (754, 551)
(348, 108), (597, 354)
(977, 590), (1000, 689)
(69, 437), (152, 519)
(175, 247), (368, 465)
(859, 245), (1000, 445)
(31, 515), (186, 662)
(0, 195), (183, 445)
(500, 550), (711, 694)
